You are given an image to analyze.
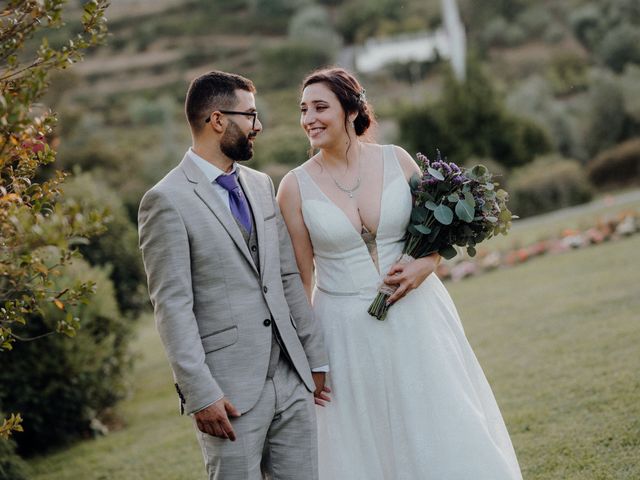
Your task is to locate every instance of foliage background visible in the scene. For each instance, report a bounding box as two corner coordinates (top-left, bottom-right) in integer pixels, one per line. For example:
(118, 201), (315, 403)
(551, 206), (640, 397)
(2, 0), (639, 477)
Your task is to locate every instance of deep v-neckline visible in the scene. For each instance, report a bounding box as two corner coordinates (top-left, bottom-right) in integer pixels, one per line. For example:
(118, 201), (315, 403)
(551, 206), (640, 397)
(301, 148), (387, 240)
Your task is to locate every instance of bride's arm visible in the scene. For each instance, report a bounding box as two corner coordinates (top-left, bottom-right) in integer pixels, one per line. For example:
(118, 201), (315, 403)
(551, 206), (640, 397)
(383, 145), (442, 305)
(277, 172), (316, 303)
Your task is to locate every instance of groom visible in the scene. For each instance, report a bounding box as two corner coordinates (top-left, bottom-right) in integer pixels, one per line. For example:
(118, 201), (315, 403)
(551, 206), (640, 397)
(138, 71), (328, 479)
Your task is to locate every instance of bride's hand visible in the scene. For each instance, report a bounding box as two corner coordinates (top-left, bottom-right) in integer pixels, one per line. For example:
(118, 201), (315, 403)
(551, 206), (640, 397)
(383, 254), (440, 305)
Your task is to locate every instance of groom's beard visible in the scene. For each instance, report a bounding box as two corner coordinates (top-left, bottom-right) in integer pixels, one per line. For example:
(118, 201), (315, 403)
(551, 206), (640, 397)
(220, 120), (255, 162)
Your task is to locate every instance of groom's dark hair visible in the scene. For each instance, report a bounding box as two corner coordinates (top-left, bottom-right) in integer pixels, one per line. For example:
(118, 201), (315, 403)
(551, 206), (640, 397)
(185, 70), (256, 132)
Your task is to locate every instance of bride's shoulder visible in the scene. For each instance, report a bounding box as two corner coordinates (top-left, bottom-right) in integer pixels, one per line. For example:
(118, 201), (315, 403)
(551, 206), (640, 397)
(389, 144), (421, 178)
(278, 158), (315, 203)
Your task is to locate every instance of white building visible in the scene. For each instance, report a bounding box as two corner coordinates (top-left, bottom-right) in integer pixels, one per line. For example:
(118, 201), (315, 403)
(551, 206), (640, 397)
(354, 29), (451, 73)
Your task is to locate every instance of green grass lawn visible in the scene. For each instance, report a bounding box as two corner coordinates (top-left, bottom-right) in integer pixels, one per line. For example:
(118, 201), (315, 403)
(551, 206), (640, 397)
(28, 227), (640, 479)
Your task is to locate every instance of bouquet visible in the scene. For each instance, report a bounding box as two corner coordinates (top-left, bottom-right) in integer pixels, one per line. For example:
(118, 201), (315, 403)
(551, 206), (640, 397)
(368, 151), (515, 320)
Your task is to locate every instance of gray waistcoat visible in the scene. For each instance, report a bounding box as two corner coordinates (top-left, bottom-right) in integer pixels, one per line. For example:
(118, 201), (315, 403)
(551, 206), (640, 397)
(233, 204), (284, 378)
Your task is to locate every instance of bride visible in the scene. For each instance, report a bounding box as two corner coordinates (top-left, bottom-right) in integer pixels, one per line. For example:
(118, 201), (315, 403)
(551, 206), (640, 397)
(276, 67), (522, 479)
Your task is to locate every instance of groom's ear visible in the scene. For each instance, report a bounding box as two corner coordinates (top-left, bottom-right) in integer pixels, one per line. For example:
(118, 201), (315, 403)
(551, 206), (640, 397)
(207, 111), (226, 133)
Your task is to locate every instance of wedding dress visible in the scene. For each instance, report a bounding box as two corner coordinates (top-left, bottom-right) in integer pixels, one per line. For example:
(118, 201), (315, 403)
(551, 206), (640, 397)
(292, 145), (523, 480)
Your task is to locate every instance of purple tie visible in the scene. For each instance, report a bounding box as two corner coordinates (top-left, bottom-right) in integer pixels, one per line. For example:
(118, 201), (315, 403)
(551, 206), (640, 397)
(215, 171), (253, 234)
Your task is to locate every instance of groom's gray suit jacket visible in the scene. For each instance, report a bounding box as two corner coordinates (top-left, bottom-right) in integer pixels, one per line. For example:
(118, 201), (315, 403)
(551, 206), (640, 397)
(138, 154), (327, 415)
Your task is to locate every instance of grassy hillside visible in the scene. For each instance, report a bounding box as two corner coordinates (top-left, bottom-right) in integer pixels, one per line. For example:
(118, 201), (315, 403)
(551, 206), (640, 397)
(28, 217), (640, 479)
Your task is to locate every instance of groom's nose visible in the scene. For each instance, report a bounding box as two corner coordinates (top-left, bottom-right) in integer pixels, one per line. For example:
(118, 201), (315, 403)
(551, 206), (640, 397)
(253, 117), (263, 133)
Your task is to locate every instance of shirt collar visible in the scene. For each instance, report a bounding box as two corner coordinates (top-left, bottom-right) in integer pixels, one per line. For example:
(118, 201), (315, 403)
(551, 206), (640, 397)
(188, 148), (237, 183)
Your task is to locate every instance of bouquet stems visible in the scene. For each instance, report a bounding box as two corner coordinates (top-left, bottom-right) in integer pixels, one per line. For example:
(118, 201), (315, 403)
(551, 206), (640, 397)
(368, 251), (418, 320)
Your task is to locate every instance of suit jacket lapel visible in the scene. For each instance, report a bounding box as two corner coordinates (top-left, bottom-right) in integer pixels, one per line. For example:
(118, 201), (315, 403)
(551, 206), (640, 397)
(238, 166), (266, 278)
(180, 155), (258, 276)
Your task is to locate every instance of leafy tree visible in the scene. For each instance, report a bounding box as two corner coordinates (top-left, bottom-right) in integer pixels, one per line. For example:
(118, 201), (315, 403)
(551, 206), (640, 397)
(598, 24), (640, 73)
(0, 0), (109, 440)
(398, 60), (551, 169)
(584, 73), (626, 158)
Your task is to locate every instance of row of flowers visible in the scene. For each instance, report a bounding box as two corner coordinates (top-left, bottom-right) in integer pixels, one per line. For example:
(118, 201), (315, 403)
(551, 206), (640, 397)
(437, 210), (639, 282)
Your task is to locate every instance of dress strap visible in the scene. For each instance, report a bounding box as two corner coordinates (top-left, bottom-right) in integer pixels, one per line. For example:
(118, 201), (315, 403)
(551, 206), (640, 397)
(383, 144), (406, 185)
(291, 166), (324, 203)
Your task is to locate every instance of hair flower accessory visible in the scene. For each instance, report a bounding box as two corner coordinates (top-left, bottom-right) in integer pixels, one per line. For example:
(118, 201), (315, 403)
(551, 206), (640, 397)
(357, 89), (366, 105)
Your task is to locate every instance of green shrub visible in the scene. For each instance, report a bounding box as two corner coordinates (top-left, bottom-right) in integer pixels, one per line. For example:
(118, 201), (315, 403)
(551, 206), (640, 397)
(585, 74), (626, 157)
(0, 258), (132, 455)
(254, 127), (309, 168)
(258, 42), (333, 90)
(516, 5), (554, 40)
(508, 156), (593, 218)
(547, 53), (589, 96)
(587, 138), (640, 189)
(63, 172), (147, 316)
(570, 5), (602, 50)
(0, 437), (29, 480)
(336, 0), (392, 44)
(253, 0), (314, 34)
(481, 16), (527, 47)
(598, 23), (640, 73)
(619, 65), (640, 123)
(398, 60), (551, 169)
(288, 5), (341, 52)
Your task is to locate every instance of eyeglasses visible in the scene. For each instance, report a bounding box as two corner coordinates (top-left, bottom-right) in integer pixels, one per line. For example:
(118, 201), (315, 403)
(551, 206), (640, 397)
(205, 110), (259, 129)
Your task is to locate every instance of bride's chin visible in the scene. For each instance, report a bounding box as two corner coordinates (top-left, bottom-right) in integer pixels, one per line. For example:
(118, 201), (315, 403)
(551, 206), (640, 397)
(308, 138), (323, 149)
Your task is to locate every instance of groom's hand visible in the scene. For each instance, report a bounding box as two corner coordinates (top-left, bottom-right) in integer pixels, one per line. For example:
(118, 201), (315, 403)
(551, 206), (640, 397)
(194, 397), (241, 441)
(312, 372), (332, 407)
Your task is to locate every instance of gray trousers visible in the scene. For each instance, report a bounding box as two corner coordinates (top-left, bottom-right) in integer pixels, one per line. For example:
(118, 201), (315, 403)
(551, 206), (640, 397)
(194, 353), (318, 480)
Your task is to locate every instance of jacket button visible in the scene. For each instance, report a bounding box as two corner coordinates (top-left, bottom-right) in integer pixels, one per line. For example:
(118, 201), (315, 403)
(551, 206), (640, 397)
(263, 319), (271, 327)
(251, 245), (257, 252)
(263, 286), (268, 293)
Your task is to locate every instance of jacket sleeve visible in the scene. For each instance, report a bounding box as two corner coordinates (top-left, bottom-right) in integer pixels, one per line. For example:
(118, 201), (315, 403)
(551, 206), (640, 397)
(268, 177), (329, 370)
(138, 188), (223, 414)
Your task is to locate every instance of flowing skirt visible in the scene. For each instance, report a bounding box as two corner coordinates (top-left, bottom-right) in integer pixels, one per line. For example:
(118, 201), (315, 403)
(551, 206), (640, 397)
(313, 275), (522, 480)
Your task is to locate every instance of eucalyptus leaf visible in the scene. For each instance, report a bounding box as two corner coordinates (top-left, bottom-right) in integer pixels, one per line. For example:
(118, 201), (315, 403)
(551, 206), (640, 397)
(434, 204), (453, 225)
(471, 164), (488, 178)
(427, 167), (444, 180)
(439, 245), (457, 260)
(463, 191), (476, 207)
(414, 224), (432, 235)
(409, 173), (421, 191)
(455, 199), (474, 223)
(467, 246), (477, 257)
(425, 200), (438, 210)
(411, 207), (428, 223)
(447, 193), (459, 202)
